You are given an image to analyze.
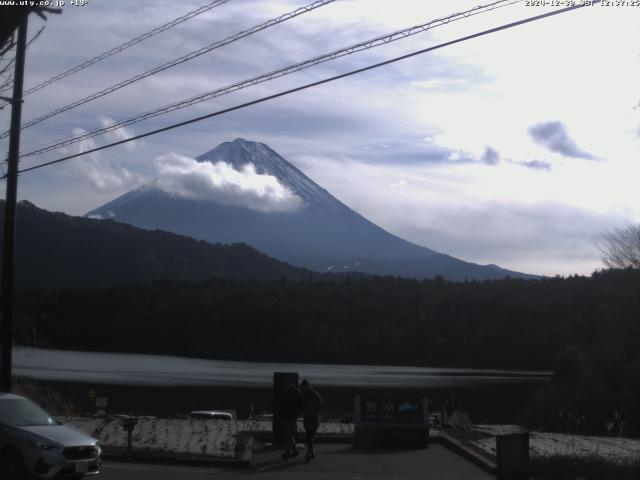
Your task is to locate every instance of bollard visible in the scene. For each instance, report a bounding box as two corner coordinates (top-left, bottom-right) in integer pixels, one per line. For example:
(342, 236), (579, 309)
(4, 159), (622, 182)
(122, 417), (138, 454)
(496, 431), (529, 480)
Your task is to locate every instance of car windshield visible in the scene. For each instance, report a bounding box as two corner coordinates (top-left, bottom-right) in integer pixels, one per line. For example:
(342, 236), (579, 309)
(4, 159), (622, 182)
(0, 398), (58, 427)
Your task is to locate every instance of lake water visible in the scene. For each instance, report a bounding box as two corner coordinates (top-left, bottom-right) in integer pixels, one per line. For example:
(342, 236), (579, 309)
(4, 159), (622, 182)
(14, 347), (550, 388)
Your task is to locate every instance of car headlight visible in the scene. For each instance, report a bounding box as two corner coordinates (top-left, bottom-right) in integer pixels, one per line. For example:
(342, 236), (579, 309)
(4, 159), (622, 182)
(30, 439), (57, 451)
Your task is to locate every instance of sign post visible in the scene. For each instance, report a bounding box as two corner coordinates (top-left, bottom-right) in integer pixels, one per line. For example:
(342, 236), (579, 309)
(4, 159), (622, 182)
(95, 396), (108, 416)
(122, 417), (138, 454)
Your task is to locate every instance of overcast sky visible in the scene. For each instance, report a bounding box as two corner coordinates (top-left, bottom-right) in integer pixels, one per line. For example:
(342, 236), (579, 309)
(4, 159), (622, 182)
(1, 0), (639, 277)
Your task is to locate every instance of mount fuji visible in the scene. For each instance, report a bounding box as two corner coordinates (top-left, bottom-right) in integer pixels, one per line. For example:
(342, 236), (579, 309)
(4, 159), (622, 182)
(87, 138), (533, 280)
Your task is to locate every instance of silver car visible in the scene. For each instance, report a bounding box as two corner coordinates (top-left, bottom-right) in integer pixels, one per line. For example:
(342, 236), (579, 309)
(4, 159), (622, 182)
(0, 393), (101, 479)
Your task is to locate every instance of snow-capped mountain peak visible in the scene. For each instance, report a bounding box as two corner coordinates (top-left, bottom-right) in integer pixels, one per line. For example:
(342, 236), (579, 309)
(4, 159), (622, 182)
(86, 139), (535, 281)
(196, 139), (345, 211)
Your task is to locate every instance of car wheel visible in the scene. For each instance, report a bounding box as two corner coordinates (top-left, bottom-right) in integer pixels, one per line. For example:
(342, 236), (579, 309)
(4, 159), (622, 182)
(0, 448), (27, 480)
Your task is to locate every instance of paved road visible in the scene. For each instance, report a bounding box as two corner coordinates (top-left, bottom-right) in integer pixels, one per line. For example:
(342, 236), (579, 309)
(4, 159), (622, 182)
(101, 444), (494, 479)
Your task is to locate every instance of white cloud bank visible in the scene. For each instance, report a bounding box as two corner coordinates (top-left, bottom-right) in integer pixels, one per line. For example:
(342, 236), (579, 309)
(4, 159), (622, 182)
(152, 153), (303, 213)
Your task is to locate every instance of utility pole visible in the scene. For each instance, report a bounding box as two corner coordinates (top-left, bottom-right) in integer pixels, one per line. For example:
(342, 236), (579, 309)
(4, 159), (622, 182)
(1, 17), (28, 393)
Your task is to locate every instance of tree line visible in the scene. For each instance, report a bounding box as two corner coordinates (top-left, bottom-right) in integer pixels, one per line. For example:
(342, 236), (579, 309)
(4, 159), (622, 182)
(13, 269), (638, 369)
(14, 268), (640, 435)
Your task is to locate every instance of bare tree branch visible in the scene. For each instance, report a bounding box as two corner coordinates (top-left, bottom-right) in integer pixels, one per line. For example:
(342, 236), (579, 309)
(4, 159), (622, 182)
(0, 22), (50, 110)
(0, 73), (14, 93)
(0, 37), (15, 58)
(598, 224), (640, 269)
(32, 6), (63, 21)
(0, 57), (16, 79)
(26, 26), (46, 49)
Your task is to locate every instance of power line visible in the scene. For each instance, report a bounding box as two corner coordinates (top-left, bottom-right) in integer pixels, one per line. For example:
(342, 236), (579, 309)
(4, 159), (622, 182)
(21, 0), (232, 97)
(9, 1), (599, 179)
(0, 0), (337, 140)
(19, 0), (523, 160)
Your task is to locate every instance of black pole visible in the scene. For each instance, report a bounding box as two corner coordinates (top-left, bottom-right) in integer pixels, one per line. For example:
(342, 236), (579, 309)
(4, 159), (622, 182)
(1, 18), (28, 392)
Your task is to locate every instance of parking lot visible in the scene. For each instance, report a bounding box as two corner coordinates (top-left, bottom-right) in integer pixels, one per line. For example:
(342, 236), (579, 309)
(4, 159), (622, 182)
(101, 443), (494, 479)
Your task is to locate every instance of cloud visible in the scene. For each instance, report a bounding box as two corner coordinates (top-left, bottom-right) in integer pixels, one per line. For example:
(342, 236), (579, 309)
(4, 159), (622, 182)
(528, 121), (596, 160)
(71, 159), (141, 192)
(481, 146), (500, 165)
(394, 201), (620, 277)
(295, 154), (640, 276)
(72, 128), (99, 161)
(389, 179), (408, 188)
(442, 146), (501, 166)
(98, 116), (139, 150)
(152, 153), (304, 213)
(448, 145), (549, 171)
(364, 143), (390, 151)
(519, 160), (552, 171)
(67, 128), (142, 192)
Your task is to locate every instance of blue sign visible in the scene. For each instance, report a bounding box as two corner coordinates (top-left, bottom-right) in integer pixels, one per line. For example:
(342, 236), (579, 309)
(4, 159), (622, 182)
(361, 397), (424, 424)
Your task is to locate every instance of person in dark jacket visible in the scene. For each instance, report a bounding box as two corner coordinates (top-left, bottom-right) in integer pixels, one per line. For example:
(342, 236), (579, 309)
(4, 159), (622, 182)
(301, 379), (322, 462)
(280, 377), (303, 460)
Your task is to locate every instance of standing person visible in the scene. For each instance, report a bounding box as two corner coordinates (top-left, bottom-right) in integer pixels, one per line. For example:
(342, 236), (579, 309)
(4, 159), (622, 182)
(301, 379), (322, 462)
(280, 377), (302, 461)
(442, 398), (452, 426)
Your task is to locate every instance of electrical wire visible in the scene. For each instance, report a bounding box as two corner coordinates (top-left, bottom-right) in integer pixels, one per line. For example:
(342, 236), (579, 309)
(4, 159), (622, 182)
(8, 1), (599, 180)
(22, 0), (232, 97)
(0, 0), (337, 140)
(19, 0), (523, 160)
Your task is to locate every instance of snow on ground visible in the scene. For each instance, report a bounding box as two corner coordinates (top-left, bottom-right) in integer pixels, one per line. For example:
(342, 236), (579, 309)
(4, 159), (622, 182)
(58, 416), (237, 458)
(238, 419), (354, 436)
(469, 425), (640, 463)
(58, 416), (354, 459)
(59, 417), (639, 464)
(470, 424), (525, 436)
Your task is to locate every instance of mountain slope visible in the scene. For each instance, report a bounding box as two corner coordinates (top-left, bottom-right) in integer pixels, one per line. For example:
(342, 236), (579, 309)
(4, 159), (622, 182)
(0, 200), (315, 290)
(88, 138), (535, 280)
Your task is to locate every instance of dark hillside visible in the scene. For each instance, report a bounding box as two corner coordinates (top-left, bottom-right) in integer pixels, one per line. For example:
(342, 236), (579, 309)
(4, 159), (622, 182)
(0, 200), (315, 289)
